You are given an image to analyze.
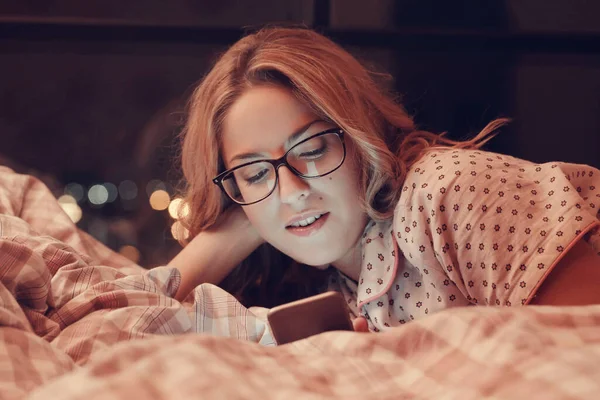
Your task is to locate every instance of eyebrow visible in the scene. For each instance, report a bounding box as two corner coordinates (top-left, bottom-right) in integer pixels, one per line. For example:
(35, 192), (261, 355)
(228, 118), (323, 164)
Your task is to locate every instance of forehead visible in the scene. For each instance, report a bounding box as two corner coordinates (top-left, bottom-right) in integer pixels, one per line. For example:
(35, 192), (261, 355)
(220, 85), (325, 165)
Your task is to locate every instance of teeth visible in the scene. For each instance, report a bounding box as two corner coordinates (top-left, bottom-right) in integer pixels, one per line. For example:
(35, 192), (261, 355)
(290, 214), (323, 228)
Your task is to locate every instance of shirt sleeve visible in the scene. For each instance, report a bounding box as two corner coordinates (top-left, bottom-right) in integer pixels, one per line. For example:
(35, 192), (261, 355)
(394, 149), (600, 307)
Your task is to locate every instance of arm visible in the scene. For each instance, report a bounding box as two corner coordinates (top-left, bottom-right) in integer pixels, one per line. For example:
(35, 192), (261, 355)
(169, 206), (264, 302)
(394, 149), (600, 310)
(529, 239), (600, 306)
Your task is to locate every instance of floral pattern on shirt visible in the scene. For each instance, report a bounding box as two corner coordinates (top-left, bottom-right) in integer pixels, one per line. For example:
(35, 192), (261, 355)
(331, 149), (600, 332)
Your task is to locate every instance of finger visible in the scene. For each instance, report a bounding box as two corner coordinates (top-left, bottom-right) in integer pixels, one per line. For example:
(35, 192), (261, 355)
(352, 317), (369, 332)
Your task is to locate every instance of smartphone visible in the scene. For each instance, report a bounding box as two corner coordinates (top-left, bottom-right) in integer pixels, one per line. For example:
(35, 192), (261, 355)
(267, 291), (354, 345)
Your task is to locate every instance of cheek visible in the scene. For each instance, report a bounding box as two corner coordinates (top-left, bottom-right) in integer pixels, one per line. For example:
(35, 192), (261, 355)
(323, 177), (357, 201)
(243, 202), (278, 235)
(328, 160), (362, 199)
(325, 159), (365, 222)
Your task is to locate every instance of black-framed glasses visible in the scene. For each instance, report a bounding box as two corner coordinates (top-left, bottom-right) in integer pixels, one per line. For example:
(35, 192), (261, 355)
(213, 128), (346, 205)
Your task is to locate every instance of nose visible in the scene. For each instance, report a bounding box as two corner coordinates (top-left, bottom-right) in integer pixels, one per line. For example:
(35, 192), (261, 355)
(277, 166), (310, 205)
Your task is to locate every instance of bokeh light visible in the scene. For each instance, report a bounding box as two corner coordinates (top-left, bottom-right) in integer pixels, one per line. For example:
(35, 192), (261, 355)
(58, 194), (82, 223)
(119, 180), (138, 201)
(88, 184), (109, 205)
(171, 220), (190, 241)
(146, 179), (167, 197)
(118, 245), (141, 264)
(149, 190), (170, 210)
(61, 204), (82, 223)
(64, 183), (85, 203)
(168, 198), (190, 220)
(103, 182), (118, 203)
(58, 194), (77, 205)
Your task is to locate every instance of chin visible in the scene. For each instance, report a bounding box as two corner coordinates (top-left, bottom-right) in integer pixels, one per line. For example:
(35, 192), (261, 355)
(291, 252), (337, 268)
(268, 240), (341, 267)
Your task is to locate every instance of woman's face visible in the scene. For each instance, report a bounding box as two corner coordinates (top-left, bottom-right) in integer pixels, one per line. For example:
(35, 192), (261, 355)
(220, 85), (367, 270)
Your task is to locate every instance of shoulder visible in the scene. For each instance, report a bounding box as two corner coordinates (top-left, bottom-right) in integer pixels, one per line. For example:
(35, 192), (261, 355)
(397, 148), (528, 208)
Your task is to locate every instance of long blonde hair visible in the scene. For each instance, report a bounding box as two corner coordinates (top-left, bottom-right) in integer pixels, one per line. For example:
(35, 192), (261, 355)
(178, 26), (507, 307)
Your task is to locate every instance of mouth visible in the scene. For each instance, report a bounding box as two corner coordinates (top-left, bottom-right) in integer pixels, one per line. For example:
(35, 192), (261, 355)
(285, 212), (330, 237)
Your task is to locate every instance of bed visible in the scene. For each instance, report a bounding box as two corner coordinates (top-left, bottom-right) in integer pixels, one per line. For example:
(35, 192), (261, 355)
(1, 165), (599, 399)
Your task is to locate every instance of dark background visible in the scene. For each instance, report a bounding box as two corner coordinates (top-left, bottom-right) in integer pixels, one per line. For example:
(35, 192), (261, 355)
(1, 0), (599, 267)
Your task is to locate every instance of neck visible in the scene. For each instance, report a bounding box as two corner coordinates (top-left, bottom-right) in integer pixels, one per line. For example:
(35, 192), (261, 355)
(331, 240), (362, 282)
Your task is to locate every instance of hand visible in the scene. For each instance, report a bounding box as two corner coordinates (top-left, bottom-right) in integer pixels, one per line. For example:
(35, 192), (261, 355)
(206, 205), (259, 239)
(212, 205), (266, 252)
(352, 316), (369, 333)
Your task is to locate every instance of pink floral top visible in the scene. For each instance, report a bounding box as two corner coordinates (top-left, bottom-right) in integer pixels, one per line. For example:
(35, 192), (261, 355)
(331, 148), (600, 332)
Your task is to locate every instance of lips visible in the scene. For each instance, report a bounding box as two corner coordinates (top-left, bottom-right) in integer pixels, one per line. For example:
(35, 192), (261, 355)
(285, 211), (328, 228)
(285, 212), (330, 237)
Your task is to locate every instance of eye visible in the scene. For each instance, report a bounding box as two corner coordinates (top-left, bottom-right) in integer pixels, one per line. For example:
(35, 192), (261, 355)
(299, 147), (328, 158)
(244, 168), (271, 184)
(294, 137), (330, 159)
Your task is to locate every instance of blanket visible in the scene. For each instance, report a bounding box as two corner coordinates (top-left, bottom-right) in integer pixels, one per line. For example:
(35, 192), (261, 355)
(1, 166), (599, 399)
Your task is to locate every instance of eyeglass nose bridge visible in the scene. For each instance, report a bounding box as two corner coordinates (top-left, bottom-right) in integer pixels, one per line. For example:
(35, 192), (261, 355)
(264, 154), (306, 198)
(270, 154), (303, 177)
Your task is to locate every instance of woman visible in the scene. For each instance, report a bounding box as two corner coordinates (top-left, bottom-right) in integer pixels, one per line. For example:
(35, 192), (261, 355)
(169, 26), (600, 332)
